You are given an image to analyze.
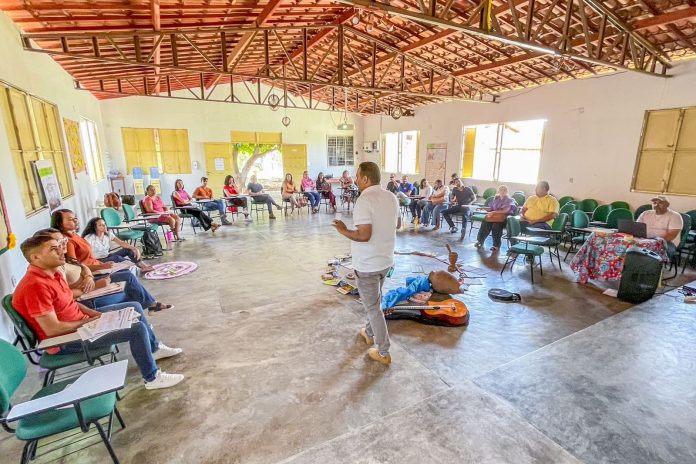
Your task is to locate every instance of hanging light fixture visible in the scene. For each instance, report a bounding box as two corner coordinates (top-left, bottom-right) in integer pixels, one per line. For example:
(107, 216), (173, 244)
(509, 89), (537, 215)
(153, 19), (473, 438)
(268, 94), (280, 110)
(391, 106), (403, 120)
(350, 10), (361, 25)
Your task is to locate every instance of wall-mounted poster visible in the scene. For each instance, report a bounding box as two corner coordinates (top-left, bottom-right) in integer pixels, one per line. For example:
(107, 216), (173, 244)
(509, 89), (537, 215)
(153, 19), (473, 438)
(149, 167), (161, 194)
(132, 167), (144, 195)
(0, 184), (14, 257)
(63, 118), (85, 176)
(34, 159), (63, 213)
(425, 143), (447, 184)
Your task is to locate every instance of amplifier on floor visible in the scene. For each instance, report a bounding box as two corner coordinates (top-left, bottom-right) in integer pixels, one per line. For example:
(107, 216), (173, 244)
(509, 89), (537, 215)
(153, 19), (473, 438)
(617, 247), (662, 304)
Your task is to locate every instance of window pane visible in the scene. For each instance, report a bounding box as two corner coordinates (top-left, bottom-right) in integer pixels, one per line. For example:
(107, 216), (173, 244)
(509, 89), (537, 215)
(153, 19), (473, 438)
(498, 119), (545, 184)
(469, 124), (497, 180)
(401, 131), (418, 174)
(384, 132), (399, 172)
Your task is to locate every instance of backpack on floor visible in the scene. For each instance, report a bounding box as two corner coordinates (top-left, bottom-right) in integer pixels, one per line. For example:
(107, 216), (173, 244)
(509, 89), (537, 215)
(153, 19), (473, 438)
(141, 230), (163, 256)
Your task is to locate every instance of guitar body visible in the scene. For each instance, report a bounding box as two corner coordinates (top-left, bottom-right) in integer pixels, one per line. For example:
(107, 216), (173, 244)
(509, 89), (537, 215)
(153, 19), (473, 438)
(385, 299), (469, 327)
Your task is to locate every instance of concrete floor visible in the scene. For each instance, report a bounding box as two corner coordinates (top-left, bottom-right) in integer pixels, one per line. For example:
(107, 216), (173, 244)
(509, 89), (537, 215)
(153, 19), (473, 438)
(2, 209), (695, 463)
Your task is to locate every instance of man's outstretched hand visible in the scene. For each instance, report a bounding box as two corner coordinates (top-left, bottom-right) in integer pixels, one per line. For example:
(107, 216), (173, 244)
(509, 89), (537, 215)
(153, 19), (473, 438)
(332, 219), (348, 234)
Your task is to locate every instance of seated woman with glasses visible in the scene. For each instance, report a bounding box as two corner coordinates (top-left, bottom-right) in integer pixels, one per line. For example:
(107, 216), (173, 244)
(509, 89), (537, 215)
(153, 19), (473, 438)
(172, 179), (219, 233)
(339, 170), (358, 208)
(222, 175), (250, 219)
(142, 184), (183, 241)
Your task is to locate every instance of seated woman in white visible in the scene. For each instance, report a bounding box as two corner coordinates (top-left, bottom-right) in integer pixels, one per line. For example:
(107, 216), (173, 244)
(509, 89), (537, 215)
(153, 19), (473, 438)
(82, 217), (154, 273)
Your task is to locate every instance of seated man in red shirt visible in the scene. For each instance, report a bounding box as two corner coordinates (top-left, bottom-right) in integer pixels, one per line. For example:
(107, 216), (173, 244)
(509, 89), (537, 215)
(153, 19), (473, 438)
(13, 235), (184, 390)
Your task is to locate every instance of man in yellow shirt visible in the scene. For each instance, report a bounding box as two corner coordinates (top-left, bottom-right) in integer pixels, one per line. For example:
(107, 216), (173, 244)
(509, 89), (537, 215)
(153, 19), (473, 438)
(520, 181), (559, 231)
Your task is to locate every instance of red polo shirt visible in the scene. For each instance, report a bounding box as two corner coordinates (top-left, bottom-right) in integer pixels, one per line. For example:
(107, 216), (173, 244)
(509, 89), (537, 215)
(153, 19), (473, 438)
(13, 265), (89, 349)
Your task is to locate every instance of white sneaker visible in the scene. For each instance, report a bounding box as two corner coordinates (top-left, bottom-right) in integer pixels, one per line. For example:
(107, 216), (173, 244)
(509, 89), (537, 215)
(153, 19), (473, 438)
(153, 343), (183, 361)
(144, 370), (184, 390)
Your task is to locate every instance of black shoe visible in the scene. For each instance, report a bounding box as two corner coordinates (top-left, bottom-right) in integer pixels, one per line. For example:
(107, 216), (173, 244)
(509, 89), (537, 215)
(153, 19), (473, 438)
(449, 226), (458, 234)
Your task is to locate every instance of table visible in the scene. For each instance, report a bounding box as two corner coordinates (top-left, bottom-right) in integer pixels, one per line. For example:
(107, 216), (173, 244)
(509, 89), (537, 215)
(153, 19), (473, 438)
(570, 232), (668, 284)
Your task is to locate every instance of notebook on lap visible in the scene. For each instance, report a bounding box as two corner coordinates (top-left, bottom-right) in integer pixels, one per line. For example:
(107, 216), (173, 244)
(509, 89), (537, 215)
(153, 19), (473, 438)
(617, 219), (648, 238)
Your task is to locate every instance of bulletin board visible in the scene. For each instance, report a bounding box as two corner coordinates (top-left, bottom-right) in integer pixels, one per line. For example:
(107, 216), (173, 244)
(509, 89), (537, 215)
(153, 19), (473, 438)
(425, 143), (447, 184)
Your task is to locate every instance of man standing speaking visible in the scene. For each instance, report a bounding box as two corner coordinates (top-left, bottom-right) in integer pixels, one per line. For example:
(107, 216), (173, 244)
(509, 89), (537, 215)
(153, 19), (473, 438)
(333, 162), (399, 365)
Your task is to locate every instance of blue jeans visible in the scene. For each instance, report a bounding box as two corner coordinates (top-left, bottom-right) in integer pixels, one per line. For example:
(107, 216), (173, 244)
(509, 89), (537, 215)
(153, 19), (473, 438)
(201, 200), (227, 217)
(108, 270), (156, 308)
(430, 203), (449, 226)
(102, 248), (139, 264)
(59, 302), (159, 382)
(303, 191), (321, 208)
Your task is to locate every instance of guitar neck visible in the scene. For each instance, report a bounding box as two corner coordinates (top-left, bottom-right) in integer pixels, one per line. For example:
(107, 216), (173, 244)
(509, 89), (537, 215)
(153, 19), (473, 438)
(387, 304), (456, 310)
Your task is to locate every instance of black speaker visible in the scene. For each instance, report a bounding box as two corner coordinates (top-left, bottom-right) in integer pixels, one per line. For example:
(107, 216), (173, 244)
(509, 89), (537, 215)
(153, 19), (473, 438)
(618, 247), (662, 304)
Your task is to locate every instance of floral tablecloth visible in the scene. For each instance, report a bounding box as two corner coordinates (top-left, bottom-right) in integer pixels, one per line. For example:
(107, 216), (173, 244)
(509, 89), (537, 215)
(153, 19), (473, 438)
(570, 232), (668, 284)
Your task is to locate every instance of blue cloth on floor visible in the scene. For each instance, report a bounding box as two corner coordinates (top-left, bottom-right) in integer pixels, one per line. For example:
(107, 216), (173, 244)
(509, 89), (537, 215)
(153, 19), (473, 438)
(381, 275), (432, 309)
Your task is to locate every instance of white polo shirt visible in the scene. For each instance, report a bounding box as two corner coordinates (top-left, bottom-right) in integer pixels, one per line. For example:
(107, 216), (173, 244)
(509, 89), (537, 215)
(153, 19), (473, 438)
(351, 185), (399, 273)
(637, 209), (684, 246)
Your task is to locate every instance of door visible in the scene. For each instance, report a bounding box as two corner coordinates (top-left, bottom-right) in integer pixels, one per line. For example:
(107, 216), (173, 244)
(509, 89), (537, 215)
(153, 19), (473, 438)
(204, 142), (232, 195)
(282, 144), (307, 186)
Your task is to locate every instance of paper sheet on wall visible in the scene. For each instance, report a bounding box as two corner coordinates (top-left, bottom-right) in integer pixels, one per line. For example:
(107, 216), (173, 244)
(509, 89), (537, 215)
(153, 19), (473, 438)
(214, 158), (225, 171)
(425, 143), (447, 184)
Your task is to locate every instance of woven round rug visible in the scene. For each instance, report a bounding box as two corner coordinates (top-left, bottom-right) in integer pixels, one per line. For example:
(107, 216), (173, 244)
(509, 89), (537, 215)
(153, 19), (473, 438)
(143, 261), (198, 280)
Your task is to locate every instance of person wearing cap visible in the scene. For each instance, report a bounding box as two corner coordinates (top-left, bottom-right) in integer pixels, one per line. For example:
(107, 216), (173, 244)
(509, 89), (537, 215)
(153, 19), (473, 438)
(637, 195), (683, 256)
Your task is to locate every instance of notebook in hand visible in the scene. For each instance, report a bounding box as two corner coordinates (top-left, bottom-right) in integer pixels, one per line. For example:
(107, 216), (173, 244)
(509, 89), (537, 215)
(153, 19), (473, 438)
(617, 219), (648, 238)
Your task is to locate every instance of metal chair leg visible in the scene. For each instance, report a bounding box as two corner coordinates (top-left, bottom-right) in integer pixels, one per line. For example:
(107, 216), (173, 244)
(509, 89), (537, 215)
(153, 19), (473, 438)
(94, 421), (120, 464)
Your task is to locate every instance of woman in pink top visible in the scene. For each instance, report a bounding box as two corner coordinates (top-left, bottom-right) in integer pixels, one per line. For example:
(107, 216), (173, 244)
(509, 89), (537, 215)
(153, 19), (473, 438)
(301, 171), (321, 213)
(172, 179), (218, 233)
(142, 184), (183, 241)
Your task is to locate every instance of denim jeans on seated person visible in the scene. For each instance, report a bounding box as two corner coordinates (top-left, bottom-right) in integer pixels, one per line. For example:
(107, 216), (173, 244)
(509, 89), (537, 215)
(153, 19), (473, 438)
(303, 191), (321, 208)
(58, 302), (159, 382)
(102, 269), (156, 309)
(430, 203), (449, 226)
(101, 247), (138, 264)
(201, 199), (227, 216)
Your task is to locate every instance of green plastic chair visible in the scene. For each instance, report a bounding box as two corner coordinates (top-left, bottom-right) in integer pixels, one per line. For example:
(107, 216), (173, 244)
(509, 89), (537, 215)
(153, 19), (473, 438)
(590, 204), (612, 224)
(501, 216), (544, 283)
(579, 199), (599, 214)
(122, 204), (159, 233)
(558, 196), (574, 207)
(610, 201), (630, 211)
(669, 213), (694, 277)
(1, 295), (117, 387)
(511, 193), (525, 208)
(0, 339), (127, 464)
(633, 204), (652, 220)
(100, 208), (144, 244)
(533, 213), (569, 268)
(468, 196), (495, 237)
(482, 187), (496, 199)
(606, 208), (633, 229)
(564, 210), (590, 261)
(559, 202), (577, 217)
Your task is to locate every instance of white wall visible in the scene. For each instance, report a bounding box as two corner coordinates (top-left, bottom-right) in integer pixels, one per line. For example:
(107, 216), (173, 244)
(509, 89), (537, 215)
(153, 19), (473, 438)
(99, 89), (364, 196)
(0, 13), (108, 340)
(364, 60), (696, 212)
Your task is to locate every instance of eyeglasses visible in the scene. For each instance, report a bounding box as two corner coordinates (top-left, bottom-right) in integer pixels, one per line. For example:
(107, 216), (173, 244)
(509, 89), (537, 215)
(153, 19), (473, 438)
(57, 238), (69, 246)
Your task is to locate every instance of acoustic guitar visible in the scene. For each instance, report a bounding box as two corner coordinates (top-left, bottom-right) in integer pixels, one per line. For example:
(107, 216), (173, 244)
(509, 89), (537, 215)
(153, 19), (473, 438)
(384, 299), (469, 327)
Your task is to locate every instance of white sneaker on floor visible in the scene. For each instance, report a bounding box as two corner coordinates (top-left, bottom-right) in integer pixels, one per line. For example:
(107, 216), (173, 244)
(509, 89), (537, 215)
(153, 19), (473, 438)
(144, 370), (184, 390)
(153, 343), (183, 361)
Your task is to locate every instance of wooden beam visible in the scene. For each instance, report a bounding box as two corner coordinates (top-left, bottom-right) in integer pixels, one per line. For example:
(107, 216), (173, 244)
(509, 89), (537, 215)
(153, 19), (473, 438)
(151, 0), (161, 94)
(225, 0), (283, 66)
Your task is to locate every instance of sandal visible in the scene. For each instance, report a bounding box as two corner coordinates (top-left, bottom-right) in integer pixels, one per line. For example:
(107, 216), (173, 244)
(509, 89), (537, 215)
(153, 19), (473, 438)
(149, 302), (174, 313)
